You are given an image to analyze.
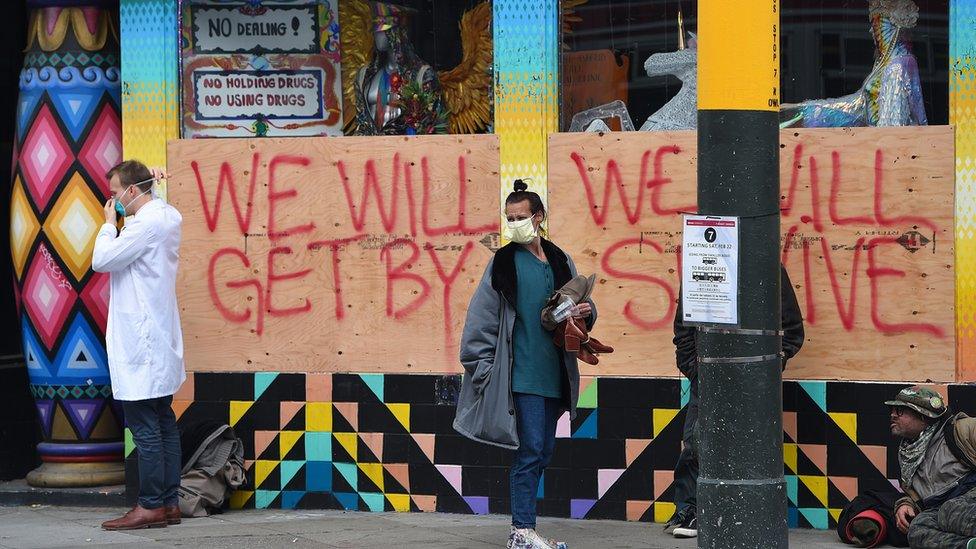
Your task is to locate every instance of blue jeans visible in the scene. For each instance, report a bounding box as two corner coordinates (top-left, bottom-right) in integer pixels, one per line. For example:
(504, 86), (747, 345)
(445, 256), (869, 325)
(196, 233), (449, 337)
(511, 393), (561, 529)
(123, 395), (181, 510)
(672, 376), (699, 514)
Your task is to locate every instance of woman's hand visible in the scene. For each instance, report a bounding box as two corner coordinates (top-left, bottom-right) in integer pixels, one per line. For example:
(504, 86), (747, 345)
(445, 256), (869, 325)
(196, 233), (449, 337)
(572, 302), (592, 318)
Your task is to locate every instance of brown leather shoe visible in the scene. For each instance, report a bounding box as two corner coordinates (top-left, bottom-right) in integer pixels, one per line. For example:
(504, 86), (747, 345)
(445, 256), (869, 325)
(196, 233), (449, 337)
(584, 336), (614, 354)
(101, 505), (167, 530)
(165, 505), (181, 525)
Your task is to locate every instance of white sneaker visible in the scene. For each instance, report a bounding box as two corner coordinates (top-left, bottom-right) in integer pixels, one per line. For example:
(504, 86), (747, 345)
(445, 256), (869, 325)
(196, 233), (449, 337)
(507, 527), (568, 549)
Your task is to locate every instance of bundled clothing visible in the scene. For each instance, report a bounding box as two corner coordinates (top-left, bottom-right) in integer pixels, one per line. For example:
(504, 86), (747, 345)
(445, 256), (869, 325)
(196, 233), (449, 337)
(177, 420), (245, 518)
(837, 489), (909, 547)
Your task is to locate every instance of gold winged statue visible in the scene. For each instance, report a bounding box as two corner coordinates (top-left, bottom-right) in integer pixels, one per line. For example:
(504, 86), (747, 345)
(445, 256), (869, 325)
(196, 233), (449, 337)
(340, 0), (492, 135)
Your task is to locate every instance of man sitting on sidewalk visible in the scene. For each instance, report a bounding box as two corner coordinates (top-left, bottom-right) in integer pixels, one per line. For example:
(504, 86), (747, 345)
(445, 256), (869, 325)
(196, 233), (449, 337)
(886, 387), (976, 548)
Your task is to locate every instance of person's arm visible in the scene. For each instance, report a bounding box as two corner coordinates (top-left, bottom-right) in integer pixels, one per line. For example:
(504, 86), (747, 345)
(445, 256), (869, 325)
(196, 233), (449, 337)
(780, 266), (805, 365)
(459, 260), (501, 380)
(673, 286), (697, 380)
(567, 256), (597, 329)
(92, 216), (155, 273)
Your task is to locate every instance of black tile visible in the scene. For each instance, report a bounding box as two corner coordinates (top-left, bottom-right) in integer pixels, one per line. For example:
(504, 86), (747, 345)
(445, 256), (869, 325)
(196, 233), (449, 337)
(795, 413), (827, 445)
(538, 497), (572, 519)
(233, 399), (280, 433)
(409, 404), (438, 434)
(461, 465), (494, 495)
(408, 462), (443, 494)
(858, 413), (895, 446)
(547, 439), (573, 469)
(584, 498), (624, 520)
(623, 470), (654, 501)
(176, 401), (229, 431)
(332, 374), (363, 402)
(827, 382), (909, 414)
(332, 466), (355, 493)
(949, 384), (976, 416)
(258, 373), (305, 402)
(597, 378), (680, 409)
(571, 439), (625, 469)
(384, 375), (437, 404)
(433, 435), (466, 465)
(435, 406), (460, 435)
(298, 491), (338, 510)
(598, 407), (654, 439)
(194, 372), (253, 401)
(359, 402), (403, 433)
(383, 433), (412, 463)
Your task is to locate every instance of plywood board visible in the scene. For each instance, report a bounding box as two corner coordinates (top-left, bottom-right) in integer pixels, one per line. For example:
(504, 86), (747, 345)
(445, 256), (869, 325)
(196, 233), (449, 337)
(168, 135), (500, 373)
(548, 127), (954, 382)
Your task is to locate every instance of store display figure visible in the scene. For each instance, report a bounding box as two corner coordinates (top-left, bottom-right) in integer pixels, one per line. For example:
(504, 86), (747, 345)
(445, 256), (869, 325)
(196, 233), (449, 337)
(780, 0), (927, 128)
(639, 32), (697, 131)
(353, 2), (447, 135)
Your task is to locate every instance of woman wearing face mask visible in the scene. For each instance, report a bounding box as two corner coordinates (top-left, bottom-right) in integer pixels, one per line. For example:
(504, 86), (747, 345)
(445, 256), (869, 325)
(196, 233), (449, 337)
(454, 180), (595, 549)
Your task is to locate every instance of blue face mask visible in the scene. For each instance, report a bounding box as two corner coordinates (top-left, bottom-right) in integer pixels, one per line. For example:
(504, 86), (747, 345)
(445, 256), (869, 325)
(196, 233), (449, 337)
(114, 178), (154, 218)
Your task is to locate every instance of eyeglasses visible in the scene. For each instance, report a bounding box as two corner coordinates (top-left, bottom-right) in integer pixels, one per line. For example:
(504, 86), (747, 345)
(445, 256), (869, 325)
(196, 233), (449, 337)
(890, 407), (906, 417)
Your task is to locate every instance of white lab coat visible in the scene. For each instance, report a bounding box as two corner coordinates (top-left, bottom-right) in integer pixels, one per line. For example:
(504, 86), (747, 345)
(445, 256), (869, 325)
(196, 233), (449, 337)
(92, 199), (186, 401)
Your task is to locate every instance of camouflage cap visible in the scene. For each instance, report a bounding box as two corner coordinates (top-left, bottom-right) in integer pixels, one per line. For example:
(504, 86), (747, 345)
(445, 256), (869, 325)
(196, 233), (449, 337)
(885, 386), (947, 419)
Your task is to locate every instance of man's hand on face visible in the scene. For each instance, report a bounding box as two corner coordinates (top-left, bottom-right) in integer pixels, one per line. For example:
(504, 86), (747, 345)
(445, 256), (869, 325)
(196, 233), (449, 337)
(895, 503), (916, 534)
(103, 198), (117, 225)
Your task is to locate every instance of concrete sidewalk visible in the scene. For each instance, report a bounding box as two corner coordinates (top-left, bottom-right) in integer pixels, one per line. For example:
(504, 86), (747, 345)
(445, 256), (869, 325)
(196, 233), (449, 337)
(0, 505), (844, 548)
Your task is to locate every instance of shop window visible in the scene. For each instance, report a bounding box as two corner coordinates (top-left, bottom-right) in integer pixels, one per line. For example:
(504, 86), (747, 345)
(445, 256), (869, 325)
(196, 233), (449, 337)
(179, 1), (493, 138)
(559, 0), (948, 131)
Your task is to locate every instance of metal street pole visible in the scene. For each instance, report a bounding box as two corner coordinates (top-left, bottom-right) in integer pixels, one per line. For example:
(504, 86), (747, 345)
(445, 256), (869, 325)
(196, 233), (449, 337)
(696, 0), (787, 548)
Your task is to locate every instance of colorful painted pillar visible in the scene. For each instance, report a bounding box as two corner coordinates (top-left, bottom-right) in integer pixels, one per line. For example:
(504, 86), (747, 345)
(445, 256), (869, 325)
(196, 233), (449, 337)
(952, 0), (976, 382)
(10, 1), (124, 486)
(492, 0), (559, 211)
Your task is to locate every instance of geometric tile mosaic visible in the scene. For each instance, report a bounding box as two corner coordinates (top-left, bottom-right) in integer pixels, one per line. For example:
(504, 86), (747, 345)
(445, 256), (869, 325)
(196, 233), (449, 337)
(120, 374), (976, 530)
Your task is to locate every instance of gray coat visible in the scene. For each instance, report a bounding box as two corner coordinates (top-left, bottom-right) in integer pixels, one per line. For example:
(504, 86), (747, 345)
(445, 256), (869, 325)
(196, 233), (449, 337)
(453, 240), (596, 449)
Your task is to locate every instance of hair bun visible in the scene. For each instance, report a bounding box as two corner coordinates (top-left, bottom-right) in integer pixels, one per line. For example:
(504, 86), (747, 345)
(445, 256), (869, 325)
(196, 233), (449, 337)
(513, 179), (528, 192)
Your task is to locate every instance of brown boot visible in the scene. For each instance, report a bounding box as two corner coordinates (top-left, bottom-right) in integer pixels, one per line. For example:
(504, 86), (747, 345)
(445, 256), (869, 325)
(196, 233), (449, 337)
(101, 505), (167, 530)
(577, 346), (600, 365)
(165, 505), (182, 525)
(584, 336), (614, 354)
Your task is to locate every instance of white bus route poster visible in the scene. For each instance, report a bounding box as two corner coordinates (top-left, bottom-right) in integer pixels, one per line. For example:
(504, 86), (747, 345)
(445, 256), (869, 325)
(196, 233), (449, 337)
(681, 215), (739, 325)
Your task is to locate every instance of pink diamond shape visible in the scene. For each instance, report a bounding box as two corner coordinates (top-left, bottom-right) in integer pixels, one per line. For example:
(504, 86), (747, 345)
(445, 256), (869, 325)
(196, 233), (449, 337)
(79, 271), (109, 334)
(22, 243), (77, 350)
(19, 104), (73, 212)
(78, 106), (121, 198)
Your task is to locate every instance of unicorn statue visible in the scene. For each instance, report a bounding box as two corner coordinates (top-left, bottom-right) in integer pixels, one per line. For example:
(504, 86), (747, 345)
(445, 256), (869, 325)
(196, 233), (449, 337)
(639, 32), (697, 131)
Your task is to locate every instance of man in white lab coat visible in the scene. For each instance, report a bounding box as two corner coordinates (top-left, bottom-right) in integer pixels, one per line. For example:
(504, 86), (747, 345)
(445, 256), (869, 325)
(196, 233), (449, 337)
(93, 160), (186, 530)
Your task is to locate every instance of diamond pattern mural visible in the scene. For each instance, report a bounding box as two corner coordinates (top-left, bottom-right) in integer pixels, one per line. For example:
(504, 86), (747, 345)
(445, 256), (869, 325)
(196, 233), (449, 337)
(9, 176), (40, 280)
(21, 243), (76, 351)
(42, 172), (104, 281)
(19, 103), (74, 213)
(77, 105), (122, 196)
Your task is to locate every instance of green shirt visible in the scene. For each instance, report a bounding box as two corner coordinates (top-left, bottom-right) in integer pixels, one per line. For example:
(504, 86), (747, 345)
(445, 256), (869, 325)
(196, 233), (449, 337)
(511, 247), (563, 398)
